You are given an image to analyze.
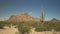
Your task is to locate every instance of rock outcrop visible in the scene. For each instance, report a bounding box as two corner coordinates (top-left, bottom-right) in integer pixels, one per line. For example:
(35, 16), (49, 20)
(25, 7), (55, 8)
(8, 13), (40, 22)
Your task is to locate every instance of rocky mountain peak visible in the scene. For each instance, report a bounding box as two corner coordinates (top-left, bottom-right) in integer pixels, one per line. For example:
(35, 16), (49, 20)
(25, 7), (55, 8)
(8, 13), (40, 22)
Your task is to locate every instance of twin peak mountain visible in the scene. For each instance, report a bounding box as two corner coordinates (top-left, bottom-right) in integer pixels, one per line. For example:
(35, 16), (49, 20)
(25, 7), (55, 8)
(8, 13), (40, 22)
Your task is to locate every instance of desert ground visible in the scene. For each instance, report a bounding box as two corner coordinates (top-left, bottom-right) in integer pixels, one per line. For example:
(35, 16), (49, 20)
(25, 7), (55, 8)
(0, 26), (60, 34)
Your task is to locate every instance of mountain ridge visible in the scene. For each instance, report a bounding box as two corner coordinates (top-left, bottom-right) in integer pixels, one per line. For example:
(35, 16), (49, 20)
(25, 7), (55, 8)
(8, 13), (40, 22)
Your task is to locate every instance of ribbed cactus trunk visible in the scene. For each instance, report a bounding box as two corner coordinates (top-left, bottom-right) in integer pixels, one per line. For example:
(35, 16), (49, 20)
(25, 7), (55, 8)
(40, 5), (45, 23)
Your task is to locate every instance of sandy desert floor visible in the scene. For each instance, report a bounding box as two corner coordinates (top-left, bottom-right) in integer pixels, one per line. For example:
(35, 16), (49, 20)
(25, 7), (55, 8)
(0, 26), (60, 34)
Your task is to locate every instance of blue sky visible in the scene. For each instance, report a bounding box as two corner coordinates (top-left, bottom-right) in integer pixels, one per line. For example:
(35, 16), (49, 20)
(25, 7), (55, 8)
(0, 0), (60, 21)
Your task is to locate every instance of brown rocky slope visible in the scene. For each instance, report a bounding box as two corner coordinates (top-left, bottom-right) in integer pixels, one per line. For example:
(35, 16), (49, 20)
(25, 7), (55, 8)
(8, 13), (40, 22)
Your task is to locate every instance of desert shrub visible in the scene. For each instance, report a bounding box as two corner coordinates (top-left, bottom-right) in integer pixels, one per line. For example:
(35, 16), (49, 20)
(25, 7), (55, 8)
(17, 21), (31, 34)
